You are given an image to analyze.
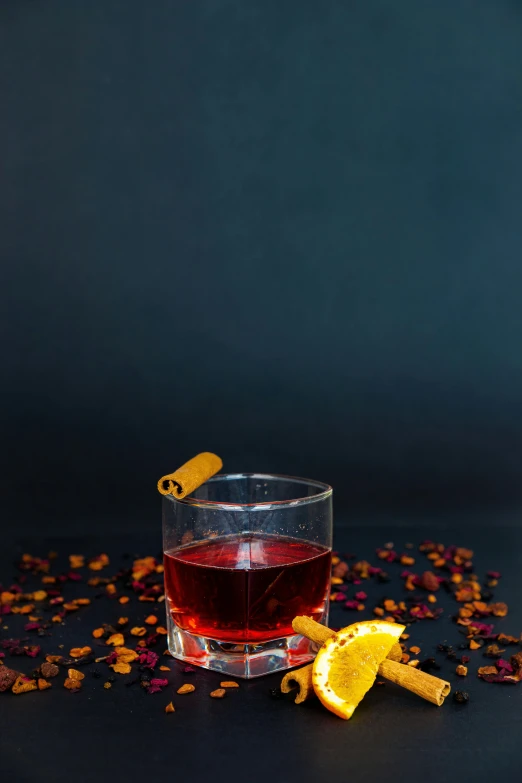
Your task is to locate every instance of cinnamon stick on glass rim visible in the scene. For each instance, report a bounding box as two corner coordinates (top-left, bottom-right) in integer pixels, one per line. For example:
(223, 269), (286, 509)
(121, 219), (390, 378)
(157, 452), (223, 498)
(287, 616), (451, 707)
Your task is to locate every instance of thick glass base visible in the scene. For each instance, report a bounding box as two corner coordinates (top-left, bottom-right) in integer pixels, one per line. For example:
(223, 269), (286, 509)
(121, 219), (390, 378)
(166, 614), (324, 679)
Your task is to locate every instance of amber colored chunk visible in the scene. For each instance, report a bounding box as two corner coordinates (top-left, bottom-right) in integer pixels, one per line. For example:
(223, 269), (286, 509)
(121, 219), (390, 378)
(64, 678), (82, 691)
(12, 676), (38, 695)
(177, 684), (195, 694)
(67, 669), (85, 681)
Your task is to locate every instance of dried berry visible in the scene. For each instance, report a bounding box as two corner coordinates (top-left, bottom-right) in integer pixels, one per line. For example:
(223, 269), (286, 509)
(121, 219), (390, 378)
(418, 658), (441, 673)
(453, 690), (470, 704)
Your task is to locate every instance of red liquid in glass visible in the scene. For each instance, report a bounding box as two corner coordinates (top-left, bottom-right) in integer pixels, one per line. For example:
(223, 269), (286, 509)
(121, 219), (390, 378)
(164, 534), (331, 643)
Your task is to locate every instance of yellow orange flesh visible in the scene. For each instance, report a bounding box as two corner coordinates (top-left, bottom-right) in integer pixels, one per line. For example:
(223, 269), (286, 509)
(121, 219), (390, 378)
(312, 620), (405, 720)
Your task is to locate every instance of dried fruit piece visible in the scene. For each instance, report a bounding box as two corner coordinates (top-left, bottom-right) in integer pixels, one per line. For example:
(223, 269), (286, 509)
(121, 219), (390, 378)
(67, 669), (85, 681)
(165, 701), (175, 713)
(409, 646), (421, 655)
(456, 665), (468, 676)
(0, 666), (19, 692)
(40, 662), (60, 679)
(210, 688), (226, 698)
(111, 662), (131, 674)
(45, 655), (63, 664)
(12, 676), (38, 694)
(37, 678), (52, 690)
(119, 596), (130, 605)
(419, 571), (439, 591)
(469, 639), (481, 650)
(220, 681), (239, 688)
(159, 666), (170, 672)
(106, 634), (124, 647)
(70, 646), (92, 658)
(103, 681), (112, 689)
(64, 678), (82, 691)
(454, 690), (470, 704)
(177, 683), (195, 694)
(145, 615), (158, 625)
(117, 617), (128, 626)
(130, 627), (147, 637)
(478, 666), (498, 676)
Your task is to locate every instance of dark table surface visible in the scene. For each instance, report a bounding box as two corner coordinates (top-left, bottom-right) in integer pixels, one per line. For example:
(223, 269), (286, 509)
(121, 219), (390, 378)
(1, 520), (521, 783)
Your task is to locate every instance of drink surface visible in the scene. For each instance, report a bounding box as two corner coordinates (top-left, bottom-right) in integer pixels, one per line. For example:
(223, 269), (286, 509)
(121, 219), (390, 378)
(164, 534), (331, 643)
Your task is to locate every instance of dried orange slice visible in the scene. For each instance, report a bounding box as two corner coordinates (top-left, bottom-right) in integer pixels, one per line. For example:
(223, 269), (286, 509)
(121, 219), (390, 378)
(312, 620), (405, 720)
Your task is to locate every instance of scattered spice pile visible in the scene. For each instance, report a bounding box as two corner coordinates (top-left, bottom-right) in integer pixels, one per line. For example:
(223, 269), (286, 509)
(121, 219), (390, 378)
(329, 540), (522, 694)
(0, 551), (240, 708)
(1, 539), (521, 713)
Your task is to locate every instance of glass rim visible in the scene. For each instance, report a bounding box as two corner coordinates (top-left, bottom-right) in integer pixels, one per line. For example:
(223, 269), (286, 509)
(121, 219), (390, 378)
(163, 472), (332, 510)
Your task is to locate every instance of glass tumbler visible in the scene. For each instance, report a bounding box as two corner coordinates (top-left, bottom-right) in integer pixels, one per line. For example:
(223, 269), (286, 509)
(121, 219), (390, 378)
(162, 473), (333, 678)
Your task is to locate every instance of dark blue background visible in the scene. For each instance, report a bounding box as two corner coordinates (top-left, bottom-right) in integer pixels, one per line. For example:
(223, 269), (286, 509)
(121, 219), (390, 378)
(2, 1), (522, 530)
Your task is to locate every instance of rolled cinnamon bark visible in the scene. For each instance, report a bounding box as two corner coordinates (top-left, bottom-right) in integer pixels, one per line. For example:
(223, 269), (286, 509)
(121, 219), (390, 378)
(291, 616), (451, 707)
(157, 452), (223, 498)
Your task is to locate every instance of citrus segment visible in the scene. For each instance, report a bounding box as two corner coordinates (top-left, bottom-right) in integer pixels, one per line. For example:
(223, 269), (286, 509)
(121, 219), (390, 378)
(312, 620), (405, 720)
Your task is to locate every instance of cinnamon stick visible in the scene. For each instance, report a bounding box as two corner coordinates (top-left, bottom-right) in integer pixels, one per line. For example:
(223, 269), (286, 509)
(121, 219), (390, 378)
(157, 452), (223, 498)
(291, 616), (451, 706)
(281, 664), (314, 704)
